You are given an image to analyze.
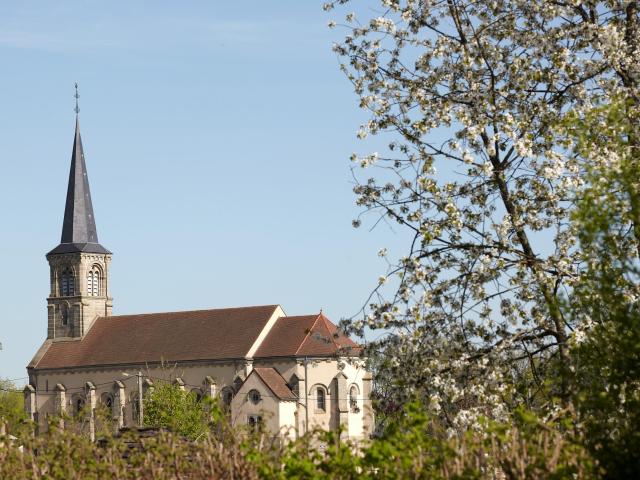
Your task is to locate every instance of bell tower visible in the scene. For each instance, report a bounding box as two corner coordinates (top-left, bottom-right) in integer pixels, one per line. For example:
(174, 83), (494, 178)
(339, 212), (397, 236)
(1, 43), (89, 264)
(46, 85), (112, 339)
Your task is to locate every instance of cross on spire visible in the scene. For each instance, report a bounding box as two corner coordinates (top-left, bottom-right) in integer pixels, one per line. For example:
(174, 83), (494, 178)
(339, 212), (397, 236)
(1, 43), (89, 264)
(74, 83), (80, 115)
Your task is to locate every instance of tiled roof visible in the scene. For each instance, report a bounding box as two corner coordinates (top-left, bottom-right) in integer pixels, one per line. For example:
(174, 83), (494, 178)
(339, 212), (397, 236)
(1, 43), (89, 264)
(253, 315), (317, 358)
(251, 367), (296, 401)
(255, 313), (360, 358)
(31, 305), (280, 370)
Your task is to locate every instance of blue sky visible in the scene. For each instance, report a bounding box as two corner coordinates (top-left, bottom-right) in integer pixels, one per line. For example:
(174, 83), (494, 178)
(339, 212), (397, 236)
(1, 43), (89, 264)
(0, 1), (408, 382)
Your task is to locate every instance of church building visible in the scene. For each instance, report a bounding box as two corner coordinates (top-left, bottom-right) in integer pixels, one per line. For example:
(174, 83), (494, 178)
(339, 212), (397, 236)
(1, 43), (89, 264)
(25, 106), (373, 441)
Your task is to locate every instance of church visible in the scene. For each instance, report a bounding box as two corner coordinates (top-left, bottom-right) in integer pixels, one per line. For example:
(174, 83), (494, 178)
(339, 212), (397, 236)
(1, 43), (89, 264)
(24, 106), (373, 441)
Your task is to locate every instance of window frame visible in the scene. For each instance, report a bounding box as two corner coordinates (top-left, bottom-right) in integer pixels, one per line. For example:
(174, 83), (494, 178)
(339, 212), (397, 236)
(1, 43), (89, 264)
(315, 386), (327, 412)
(72, 394), (86, 416)
(247, 414), (263, 431)
(221, 386), (234, 410)
(191, 388), (204, 403)
(87, 265), (102, 297)
(101, 392), (115, 417)
(60, 268), (75, 296)
(248, 389), (261, 405)
(289, 375), (300, 398)
(131, 393), (140, 423)
(349, 385), (360, 413)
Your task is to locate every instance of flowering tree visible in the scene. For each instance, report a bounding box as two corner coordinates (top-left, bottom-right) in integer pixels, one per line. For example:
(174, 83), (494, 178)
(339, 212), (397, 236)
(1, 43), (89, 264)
(325, 0), (640, 428)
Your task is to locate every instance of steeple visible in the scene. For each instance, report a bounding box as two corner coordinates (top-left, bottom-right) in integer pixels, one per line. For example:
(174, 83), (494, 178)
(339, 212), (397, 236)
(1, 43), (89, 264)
(48, 86), (110, 256)
(45, 85), (113, 339)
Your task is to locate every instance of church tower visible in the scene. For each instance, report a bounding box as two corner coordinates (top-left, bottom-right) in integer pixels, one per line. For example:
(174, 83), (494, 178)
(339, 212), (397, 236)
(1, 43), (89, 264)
(46, 88), (112, 339)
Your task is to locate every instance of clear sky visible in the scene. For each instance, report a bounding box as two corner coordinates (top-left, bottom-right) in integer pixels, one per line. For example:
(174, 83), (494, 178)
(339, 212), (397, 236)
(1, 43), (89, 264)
(0, 1), (407, 382)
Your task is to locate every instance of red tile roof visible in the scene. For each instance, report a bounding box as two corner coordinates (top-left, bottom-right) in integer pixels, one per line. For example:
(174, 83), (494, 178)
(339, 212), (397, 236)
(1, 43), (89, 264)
(253, 315), (317, 358)
(32, 305), (279, 370)
(255, 313), (360, 358)
(251, 367), (296, 401)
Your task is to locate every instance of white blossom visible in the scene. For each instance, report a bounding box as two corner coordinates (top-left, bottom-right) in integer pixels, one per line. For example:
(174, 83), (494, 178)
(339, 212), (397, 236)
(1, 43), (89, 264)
(330, 0), (640, 431)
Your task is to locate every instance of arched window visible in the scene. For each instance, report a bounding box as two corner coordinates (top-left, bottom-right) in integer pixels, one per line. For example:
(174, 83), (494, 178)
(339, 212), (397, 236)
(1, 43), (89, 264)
(316, 387), (326, 412)
(61, 304), (69, 326)
(191, 388), (203, 403)
(87, 266), (101, 296)
(101, 392), (114, 417)
(60, 268), (75, 296)
(289, 375), (300, 398)
(131, 393), (140, 423)
(221, 387), (234, 410)
(349, 385), (360, 413)
(72, 395), (85, 415)
(248, 414), (262, 432)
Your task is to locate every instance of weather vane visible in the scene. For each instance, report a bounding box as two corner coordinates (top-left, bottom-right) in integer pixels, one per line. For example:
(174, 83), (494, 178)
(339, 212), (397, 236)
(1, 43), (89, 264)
(74, 82), (80, 115)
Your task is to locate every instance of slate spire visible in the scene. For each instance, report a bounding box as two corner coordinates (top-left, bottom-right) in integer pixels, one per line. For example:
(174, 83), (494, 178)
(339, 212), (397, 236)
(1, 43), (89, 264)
(60, 116), (99, 244)
(48, 87), (110, 256)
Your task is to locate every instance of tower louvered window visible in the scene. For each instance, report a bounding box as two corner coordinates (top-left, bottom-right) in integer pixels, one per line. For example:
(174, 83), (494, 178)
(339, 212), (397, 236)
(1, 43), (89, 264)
(61, 269), (75, 296)
(87, 267), (101, 296)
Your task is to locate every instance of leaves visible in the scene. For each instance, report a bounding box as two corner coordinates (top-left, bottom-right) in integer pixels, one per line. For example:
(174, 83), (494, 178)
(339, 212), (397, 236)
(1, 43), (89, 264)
(143, 382), (216, 441)
(0, 379), (26, 432)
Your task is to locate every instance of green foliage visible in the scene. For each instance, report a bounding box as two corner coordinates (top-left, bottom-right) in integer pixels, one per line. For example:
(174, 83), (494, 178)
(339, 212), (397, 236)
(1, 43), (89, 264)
(568, 233), (640, 475)
(274, 430), (362, 479)
(0, 425), (266, 479)
(560, 97), (640, 477)
(143, 381), (217, 440)
(269, 401), (595, 480)
(0, 400), (597, 479)
(361, 402), (455, 479)
(575, 335), (640, 475)
(0, 379), (26, 432)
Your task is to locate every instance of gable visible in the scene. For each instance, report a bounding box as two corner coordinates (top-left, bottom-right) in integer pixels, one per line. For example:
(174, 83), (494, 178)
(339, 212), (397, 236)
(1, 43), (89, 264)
(236, 367), (296, 401)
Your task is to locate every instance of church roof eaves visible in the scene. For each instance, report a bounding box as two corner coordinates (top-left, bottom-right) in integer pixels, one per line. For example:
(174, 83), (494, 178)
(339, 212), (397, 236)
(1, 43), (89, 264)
(47, 242), (112, 256)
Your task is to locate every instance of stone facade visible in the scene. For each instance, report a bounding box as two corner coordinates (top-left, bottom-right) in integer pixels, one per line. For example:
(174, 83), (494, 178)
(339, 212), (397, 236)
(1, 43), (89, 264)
(26, 358), (374, 441)
(47, 252), (113, 339)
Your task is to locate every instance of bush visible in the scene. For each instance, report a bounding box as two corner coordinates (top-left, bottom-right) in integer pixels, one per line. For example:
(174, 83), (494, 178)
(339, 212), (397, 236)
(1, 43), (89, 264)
(0, 401), (598, 479)
(143, 381), (216, 441)
(0, 379), (26, 433)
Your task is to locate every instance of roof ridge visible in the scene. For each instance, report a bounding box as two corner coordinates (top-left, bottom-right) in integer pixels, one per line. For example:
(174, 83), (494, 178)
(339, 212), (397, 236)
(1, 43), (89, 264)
(254, 366), (289, 383)
(250, 367), (294, 400)
(314, 313), (341, 350)
(294, 312), (322, 356)
(98, 304), (279, 319)
(320, 313), (343, 349)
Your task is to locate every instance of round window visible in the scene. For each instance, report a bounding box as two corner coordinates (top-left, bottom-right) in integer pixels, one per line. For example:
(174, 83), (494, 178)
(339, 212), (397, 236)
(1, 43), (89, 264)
(248, 389), (261, 405)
